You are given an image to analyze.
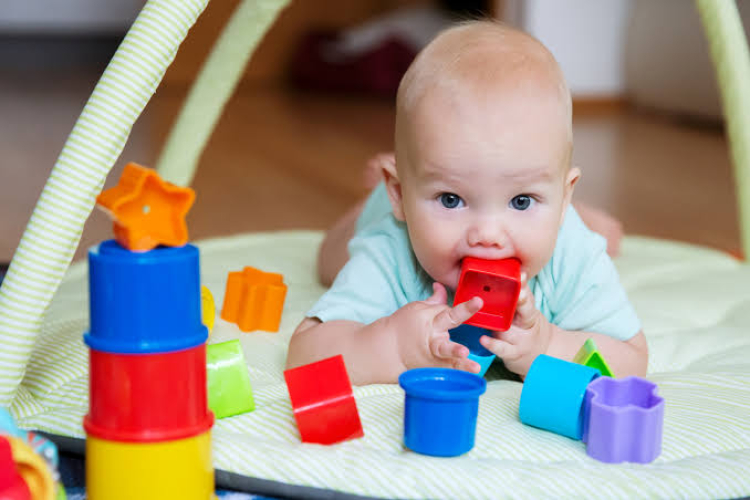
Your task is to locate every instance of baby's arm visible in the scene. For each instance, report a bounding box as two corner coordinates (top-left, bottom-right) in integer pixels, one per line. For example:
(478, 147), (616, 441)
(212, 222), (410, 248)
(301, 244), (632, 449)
(547, 329), (648, 378)
(482, 318), (648, 379)
(286, 284), (482, 385)
(480, 275), (648, 379)
(287, 317), (404, 385)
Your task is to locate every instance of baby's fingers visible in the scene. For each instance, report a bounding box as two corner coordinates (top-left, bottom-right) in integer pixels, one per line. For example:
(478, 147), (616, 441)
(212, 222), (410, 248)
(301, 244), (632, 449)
(434, 296), (483, 331)
(424, 282), (448, 306)
(451, 356), (482, 374)
(513, 285), (537, 329)
(480, 335), (519, 361)
(431, 337), (481, 374)
(430, 337), (469, 360)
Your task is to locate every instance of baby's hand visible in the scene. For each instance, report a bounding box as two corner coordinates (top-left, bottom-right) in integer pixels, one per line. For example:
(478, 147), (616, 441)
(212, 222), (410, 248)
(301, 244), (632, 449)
(388, 283), (483, 374)
(479, 272), (555, 377)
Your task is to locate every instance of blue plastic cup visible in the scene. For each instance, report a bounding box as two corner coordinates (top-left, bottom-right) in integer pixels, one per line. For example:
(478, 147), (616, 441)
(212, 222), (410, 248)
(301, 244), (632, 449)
(399, 368), (487, 457)
(449, 324), (496, 377)
(85, 240), (208, 354)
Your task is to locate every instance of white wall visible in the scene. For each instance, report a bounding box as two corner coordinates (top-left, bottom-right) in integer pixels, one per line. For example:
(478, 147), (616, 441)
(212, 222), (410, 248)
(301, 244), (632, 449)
(500, 0), (632, 98)
(625, 0), (750, 120)
(500, 0), (750, 118)
(0, 0), (145, 34)
(524, 0), (632, 97)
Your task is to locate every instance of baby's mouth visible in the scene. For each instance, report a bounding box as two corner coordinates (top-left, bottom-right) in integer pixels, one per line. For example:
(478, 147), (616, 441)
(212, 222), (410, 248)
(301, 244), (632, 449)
(457, 255), (523, 279)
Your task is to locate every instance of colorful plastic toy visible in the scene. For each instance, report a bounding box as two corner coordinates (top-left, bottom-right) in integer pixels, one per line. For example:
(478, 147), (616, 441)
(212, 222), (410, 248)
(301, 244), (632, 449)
(583, 376), (664, 463)
(448, 324), (496, 377)
(0, 435), (59, 500)
(284, 355), (364, 445)
(207, 339), (255, 419)
(96, 162), (195, 252)
(0, 408), (65, 499)
(221, 266), (287, 332)
(453, 257), (521, 331)
(1, 408), (59, 473)
(573, 338), (615, 377)
(0, 436), (31, 500)
(0, 409), (14, 435)
(201, 286), (216, 335)
(519, 354), (601, 440)
(399, 368), (486, 457)
(84, 239), (214, 499)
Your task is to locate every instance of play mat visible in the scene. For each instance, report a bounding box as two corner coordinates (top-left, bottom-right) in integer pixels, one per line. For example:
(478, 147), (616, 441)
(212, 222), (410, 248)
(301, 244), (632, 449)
(1, 0), (750, 499)
(6, 232), (750, 499)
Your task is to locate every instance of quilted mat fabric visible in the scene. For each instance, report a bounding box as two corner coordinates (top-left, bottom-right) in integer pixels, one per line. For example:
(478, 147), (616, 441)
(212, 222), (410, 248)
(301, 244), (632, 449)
(8, 231), (750, 500)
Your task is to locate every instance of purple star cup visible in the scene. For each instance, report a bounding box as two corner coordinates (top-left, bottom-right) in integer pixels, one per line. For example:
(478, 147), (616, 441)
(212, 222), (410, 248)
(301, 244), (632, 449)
(583, 376), (665, 464)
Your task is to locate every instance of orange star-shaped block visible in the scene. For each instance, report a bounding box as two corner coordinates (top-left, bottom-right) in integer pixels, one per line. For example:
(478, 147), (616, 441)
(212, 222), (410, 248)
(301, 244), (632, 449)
(221, 267), (287, 333)
(96, 163), (195, 252)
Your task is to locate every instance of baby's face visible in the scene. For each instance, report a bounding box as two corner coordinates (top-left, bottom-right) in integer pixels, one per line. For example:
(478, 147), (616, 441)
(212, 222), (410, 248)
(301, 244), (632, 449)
(392, 86), (577, 291)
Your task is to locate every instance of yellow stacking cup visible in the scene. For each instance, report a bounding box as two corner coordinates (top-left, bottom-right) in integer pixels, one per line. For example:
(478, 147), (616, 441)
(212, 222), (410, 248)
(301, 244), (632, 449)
(86, 431), (214, 500)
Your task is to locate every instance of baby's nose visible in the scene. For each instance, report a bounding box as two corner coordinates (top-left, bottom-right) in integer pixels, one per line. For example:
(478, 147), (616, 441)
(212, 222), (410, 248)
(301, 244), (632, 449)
(468, 220), (506, 248)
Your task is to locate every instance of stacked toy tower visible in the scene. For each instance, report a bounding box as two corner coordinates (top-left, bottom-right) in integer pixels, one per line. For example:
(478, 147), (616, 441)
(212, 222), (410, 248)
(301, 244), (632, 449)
(83, 240), (214, 499)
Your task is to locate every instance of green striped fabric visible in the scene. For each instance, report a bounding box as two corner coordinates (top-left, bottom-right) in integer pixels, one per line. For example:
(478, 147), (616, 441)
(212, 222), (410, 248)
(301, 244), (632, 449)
(155, 0), (291, 186)
(0, 0), (289, 412)
(0, 0), (211, 409)
(696, 0), (750, 259)
(14, 232), (750, 499)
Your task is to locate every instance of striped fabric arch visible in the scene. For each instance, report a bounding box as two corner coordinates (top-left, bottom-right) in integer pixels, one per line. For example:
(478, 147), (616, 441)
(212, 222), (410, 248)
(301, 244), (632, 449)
(696, 0), (750, 257)
(0, 0), (290, 409)
(155, 0), (291, 187)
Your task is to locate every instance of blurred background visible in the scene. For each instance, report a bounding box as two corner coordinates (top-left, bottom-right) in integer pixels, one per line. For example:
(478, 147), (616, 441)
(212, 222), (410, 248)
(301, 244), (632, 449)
(1, 0), (748, 265)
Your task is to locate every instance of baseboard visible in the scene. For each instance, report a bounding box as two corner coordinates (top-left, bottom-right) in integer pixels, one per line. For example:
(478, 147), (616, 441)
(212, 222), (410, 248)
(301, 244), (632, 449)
(572, 96), (629, 116)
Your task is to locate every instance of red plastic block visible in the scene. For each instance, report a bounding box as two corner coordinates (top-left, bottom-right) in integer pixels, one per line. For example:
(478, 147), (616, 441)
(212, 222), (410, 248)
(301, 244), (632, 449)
(0, 436), (31, 500)
(284, 355), (364, 445)
(454, 257), (521, 331)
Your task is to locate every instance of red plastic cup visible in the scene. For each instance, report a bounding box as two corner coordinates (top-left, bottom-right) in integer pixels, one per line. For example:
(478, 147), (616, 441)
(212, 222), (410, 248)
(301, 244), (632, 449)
(84, 344), (214, 442)
(454, 257), (522, 331)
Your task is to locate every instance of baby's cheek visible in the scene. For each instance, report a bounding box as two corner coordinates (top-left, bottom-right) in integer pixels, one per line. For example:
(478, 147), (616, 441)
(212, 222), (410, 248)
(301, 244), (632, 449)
(515, 226), (555, 272)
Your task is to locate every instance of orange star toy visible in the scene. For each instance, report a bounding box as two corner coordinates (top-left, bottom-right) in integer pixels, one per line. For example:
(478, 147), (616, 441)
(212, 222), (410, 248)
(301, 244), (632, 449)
(96, 163), (195, 251)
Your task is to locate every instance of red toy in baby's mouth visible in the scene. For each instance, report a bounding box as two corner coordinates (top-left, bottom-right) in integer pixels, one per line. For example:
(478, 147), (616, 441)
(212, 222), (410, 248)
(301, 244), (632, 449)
(454, 257), (522, 332)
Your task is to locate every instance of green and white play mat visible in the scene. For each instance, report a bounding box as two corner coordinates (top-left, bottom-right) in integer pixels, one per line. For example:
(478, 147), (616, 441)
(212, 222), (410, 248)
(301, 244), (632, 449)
(1, 1), (750, 499)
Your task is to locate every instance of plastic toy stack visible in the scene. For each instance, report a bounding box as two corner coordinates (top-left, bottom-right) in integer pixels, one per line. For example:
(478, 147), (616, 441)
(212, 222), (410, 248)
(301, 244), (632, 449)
(82, 240), (214, 499)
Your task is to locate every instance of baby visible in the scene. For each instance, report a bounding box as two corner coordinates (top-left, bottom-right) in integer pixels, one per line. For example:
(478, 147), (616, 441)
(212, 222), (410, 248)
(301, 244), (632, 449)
(286, 21), (648, 385)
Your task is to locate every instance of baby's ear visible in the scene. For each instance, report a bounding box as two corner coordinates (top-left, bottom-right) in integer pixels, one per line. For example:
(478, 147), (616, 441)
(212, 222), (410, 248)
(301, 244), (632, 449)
(560, 166), (581, 226)
(382, 158), (406, 221)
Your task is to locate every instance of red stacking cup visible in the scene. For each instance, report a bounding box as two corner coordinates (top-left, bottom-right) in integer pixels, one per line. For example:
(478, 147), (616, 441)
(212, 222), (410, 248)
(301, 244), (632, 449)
(454, 257), (522, 331)
(84, 344), (214, 442)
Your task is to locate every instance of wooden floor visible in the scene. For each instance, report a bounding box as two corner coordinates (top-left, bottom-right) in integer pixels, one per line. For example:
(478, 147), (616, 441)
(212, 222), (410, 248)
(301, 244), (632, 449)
(0, 65), (740, 263)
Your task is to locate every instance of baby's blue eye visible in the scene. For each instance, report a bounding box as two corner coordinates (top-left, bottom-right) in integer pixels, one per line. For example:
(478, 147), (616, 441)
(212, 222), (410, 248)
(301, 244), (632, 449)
(510, 195), (532, 211)
(439, 193), (464, 209)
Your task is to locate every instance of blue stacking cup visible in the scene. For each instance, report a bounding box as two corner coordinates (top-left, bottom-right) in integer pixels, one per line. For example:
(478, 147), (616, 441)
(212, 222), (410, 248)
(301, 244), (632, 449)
(85, 240), (208, 354)
(399, 368), (487, 457)
(519, 354), (600, 440)
(449, 324), (496, 377)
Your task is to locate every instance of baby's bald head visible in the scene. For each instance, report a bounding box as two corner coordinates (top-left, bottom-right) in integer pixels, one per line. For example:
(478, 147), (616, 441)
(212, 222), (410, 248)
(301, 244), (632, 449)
(395, 21), (573, 173)
(381, 22), (580, 291)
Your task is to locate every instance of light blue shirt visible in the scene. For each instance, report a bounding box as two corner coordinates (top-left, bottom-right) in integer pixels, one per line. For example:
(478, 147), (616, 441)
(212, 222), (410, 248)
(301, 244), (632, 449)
(308, 183), (641, 341)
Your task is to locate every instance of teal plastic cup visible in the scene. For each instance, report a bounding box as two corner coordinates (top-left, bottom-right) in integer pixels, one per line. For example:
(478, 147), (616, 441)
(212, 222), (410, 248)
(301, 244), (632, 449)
(449, 324), (495, 377)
